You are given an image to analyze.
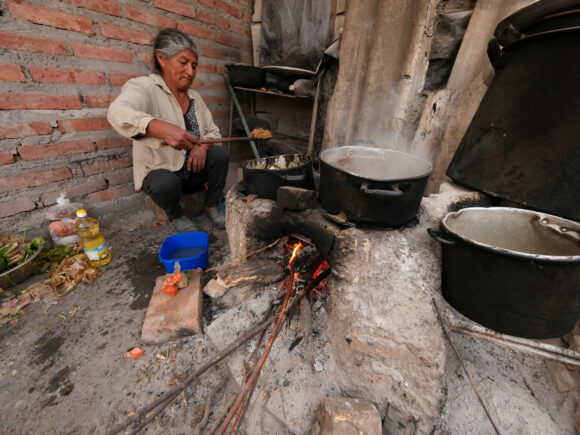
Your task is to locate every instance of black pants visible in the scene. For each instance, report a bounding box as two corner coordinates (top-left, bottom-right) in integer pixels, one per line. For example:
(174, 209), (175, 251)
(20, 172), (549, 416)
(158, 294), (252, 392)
(142, 146), (229, 219)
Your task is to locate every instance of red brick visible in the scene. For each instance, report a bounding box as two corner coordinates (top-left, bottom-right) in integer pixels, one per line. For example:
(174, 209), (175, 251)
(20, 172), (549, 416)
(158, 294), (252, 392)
(240, 52), (253, 64)
(0, 121), (52, 139)
(57, 117), (111, 133)
(107, 167), (133, 185)
(196, 11), (229, 29)
(99, 23), (153, 45)
(0, 196), (37, 218)
(84, 94), (117, 108)
(229, 21), (250, 37)
(86, 184), (136, 202)
(0, 64), (26, 82)
(215, 0), (243, 19)
(154, 0), (195, 19)
(6, 0), (95, 34)
(203, 77), (226, 88)
(72, 42), (133, 63)
(18, 140), (95, 161)
(0, 167), (72, 193)
(203, 95), (227, 105)
(109, 72), (139, 86)
(137, 52), (154, 68)
(71, 0), (122, 17)
(0, 32), (68, 55)
(41, 178), (108, 205)
(216, 65), (228, 75)
(0, 94), (82, 110)
(176, 21), (212, 40)
(82, 155), (132, 176)
(198, 64), (215, 73)
(125, 6), (174, 28)
(0, 150), (15, 165)
(29, 66), (106, 85)
(96, 136), (131, 150)
(214, 31), (250, 50)
(212, 110), (229, 120)
(198, 43), (240, 61)
(234, 0), (251, 7)
(198, 0), (214, 6)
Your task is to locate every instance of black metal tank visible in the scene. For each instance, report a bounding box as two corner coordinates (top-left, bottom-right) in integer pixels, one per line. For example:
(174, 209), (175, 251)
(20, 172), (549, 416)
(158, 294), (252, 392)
(446, 1), (580, 220)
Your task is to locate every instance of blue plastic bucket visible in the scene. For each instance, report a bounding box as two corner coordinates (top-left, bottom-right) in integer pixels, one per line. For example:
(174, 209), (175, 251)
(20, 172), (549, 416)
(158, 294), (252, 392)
(158, 231), (208, 273)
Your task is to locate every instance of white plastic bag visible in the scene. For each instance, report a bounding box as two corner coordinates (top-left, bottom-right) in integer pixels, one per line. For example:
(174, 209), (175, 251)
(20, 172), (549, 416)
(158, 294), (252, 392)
(46, 192), (83, 220)
(46, 193), (83, 245)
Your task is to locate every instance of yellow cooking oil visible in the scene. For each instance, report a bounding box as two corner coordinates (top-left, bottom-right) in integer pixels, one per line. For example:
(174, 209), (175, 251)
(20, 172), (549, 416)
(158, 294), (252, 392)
(74, 209), (111, 267)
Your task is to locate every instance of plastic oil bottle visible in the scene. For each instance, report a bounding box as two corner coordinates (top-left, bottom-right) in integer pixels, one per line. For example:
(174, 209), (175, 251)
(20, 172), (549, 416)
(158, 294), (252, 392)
(74, 209), (111, 267)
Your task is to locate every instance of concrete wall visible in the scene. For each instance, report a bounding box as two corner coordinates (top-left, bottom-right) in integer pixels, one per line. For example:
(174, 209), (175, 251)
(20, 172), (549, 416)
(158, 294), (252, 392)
(0, 0), (253, 224)
(322, 0), (536, 194)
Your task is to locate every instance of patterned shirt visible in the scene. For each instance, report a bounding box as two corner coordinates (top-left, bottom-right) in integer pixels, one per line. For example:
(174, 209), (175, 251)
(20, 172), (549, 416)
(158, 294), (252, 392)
(184, 100), (201, 139)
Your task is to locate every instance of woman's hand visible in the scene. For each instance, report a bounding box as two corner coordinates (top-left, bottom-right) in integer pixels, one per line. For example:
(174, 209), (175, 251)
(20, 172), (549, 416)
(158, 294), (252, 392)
(146, 119), (199, 150)
(187, 143), (208, 173)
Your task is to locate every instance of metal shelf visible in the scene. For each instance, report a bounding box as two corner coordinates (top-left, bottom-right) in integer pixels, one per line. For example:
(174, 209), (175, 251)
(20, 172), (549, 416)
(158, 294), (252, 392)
(233, 86), (312, 99)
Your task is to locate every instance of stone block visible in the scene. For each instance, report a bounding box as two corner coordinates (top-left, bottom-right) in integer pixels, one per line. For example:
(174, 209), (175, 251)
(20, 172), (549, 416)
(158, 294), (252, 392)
(312, 397), (382, 435)
(203, 278), (227, 298)
(141, 269), (203, 344)
(225, 184), (278, 260)
(277, 186), (318, 210)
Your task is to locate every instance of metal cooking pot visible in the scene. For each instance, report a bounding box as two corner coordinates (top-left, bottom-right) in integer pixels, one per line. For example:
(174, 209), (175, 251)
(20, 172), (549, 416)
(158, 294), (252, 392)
(243, 154), (314, 200)
(447, 25), (580, 220)
(319, 146), (433, 226)
(428, 207), (580, 338)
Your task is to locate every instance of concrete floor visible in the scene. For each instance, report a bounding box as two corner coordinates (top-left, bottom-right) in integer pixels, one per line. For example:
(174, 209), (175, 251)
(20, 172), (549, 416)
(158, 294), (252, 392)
(0, 197), (234, 434)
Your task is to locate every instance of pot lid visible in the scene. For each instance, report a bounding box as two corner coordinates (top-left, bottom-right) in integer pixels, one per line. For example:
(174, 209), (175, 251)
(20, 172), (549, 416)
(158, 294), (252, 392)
(494, 0), (580, 48)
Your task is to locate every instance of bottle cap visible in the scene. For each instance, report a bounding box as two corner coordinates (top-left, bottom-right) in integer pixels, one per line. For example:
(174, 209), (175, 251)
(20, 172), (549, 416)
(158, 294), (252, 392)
(76, 209), (87, 217)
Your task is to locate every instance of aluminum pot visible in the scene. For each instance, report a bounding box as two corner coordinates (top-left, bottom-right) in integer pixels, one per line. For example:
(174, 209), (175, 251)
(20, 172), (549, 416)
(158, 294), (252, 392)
(243, 154), (314, 200)
(319, 146), (433, 226)
(428, 207), (580, 338)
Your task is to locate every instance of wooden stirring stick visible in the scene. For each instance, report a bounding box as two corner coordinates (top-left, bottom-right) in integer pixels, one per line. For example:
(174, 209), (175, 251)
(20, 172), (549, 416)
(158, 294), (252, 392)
(199, 137), (255, 144)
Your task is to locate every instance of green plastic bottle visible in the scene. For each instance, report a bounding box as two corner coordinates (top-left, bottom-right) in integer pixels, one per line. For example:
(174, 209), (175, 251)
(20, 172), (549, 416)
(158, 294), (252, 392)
(74, 209), (111, 267)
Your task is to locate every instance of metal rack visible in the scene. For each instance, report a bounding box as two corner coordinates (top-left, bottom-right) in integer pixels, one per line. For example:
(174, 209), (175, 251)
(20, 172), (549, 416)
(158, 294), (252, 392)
(224, 73), (317, 159)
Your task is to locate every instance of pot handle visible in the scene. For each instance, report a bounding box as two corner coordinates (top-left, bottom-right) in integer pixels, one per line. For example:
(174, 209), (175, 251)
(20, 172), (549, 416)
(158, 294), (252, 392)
(427, 228), (456, 246)
(276, 173), (306, 181)
(360, 183), (404, 197)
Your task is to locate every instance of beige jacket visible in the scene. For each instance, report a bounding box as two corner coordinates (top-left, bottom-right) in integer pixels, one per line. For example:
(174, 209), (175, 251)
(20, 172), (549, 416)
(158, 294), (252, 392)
(107, 74), (221, 190)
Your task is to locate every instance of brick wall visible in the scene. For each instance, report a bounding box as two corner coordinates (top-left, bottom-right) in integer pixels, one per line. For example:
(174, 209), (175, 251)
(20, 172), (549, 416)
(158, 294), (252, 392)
(0, 0), (253, 222)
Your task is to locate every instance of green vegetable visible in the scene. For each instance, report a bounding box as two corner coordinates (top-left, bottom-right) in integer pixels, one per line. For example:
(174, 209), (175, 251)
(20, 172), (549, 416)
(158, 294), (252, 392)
(38, 244), (76, 273)
(24, 236), (45, 258)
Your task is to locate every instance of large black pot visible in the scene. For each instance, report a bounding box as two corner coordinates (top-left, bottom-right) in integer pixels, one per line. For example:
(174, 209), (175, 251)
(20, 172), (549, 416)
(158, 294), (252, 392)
(319, 146), (433, 226)
(428, 207), (580, 339)
(243, 154), (314, 200)
(446, 5), (580, 220)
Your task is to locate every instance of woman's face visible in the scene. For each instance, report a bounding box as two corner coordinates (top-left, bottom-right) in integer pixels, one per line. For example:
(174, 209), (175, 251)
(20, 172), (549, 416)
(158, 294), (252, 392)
(157, 49), (197, 92)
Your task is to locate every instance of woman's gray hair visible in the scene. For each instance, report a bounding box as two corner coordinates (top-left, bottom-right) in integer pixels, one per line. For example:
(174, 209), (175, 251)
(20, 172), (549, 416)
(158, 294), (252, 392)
(153, 28), (198, 74)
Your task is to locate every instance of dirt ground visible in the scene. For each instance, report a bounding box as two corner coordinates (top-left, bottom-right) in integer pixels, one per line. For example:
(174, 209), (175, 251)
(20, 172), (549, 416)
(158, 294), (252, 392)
(0, 203), (237, 435)
(1, 196), (578, 434)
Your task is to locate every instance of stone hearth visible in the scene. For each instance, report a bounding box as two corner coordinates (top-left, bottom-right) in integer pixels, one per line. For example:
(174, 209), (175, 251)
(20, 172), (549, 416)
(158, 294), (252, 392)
(224, 182), (487, 433)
